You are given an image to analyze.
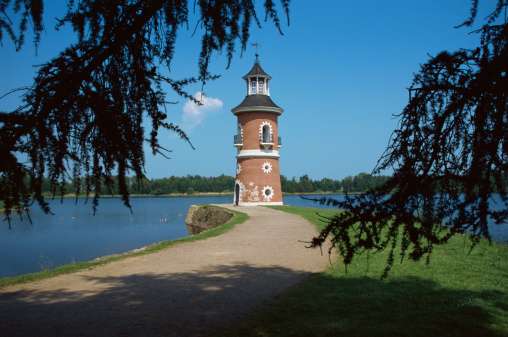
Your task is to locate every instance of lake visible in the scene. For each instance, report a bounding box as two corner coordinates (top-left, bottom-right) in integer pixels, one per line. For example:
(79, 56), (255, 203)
(1, 194), (507, 278)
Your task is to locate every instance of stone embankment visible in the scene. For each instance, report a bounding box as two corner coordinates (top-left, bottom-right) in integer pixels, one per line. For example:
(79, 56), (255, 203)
(185, 205), (235, 235)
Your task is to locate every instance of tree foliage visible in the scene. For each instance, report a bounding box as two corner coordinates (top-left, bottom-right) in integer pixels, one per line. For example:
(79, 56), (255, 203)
(41, 174), (236, 196)
(280, 173), (390, 194)
(32, 173), (384, 196)
(0, 0), (290, 219)
(309, 0), (508, 278)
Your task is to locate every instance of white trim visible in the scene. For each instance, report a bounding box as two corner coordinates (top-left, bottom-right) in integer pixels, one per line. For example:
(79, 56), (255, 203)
(236, 149), (280, 158)
(232, 106), (283, 115)
(259, 121), (272, 134)
(235, 201), (284, 206)
(242, 74), (272, 81)
(234, 180), (244, 205)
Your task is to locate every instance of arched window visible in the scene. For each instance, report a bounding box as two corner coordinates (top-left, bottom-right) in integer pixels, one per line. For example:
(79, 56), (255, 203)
(251, 81), (257, 94)
(258, 81), (264, 94)
(262, 125), (271, 142)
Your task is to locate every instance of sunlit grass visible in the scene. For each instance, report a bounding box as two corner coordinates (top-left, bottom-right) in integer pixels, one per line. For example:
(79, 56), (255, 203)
(215, 206), (508, 337)
(0, 205), (247, 288)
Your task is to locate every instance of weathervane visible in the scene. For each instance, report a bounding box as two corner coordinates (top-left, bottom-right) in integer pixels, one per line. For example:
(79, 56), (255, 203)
(251, 42), (261, 63)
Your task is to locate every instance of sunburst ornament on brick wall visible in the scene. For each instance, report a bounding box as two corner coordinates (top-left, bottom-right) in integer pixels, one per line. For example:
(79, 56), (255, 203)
(262, 185), (274, 201)
(262, 162), (272, 173)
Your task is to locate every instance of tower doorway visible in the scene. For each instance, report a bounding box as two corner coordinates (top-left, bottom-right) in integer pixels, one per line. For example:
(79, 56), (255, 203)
(235, 183), (240, 205)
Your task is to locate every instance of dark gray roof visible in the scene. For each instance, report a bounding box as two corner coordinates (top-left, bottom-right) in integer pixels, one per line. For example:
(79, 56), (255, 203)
(232, 95), (283, 113)
(243, 62), (271, 79)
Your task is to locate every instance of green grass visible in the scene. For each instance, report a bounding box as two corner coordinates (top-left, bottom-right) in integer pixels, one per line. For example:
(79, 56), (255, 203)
(215, 206), (508, 337)
(0, 205), (247, 288)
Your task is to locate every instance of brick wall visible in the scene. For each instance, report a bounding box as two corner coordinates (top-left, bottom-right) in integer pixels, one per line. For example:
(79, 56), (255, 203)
(238, 112), (279, 150)
(236, 157), (282, 203)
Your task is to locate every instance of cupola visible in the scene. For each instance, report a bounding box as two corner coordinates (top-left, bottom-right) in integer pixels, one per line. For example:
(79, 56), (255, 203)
(244, 54), (272, 95)
(232, 54), (283, 116)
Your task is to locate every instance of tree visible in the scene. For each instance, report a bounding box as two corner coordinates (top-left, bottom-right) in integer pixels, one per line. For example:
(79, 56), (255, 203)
(341, 176), (353, 193)
(0, 0), (290, 220)
(298, 174), (313, 193)
(308, 0), (508, 278)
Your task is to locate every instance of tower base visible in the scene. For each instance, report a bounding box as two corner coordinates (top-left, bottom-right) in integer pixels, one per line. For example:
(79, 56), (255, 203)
(234, 201), (284, 206)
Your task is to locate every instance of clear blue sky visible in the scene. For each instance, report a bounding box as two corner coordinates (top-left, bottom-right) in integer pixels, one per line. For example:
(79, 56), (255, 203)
(0, 0), (496, 181)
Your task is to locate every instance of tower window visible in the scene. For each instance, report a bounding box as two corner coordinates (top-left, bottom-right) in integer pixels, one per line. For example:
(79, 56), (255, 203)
(251, 81), (257, 94)
(262, 125), (271, 142)
(258, 81), (264, 94)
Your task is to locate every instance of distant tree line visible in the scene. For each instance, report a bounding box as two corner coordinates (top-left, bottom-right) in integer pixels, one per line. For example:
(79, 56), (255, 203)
(281, 173), (390, 193)
(37, 173), (391, 196)
(40, 175), (236, 196)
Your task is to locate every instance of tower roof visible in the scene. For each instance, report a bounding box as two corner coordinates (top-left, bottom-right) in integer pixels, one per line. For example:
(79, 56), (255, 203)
(232, 95), (283, 115)
(243, 55), (272, 79)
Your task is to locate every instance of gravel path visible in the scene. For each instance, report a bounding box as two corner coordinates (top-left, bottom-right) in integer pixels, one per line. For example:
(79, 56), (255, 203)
(0, 205), (335, 336)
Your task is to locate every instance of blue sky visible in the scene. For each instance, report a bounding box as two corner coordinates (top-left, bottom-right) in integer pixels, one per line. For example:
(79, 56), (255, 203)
(0, 0), (496, 181)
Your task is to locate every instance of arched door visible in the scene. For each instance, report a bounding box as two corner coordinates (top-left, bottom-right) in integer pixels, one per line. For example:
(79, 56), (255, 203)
(235, 183), (240, 205)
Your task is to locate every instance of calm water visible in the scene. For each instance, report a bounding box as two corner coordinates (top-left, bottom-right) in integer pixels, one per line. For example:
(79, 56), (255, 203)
(1, 195), (506, 278)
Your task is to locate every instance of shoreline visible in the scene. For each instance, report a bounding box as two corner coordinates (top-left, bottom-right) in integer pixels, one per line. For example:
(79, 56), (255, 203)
(16, 191), (349, 200)
(0, 192), (355, 213)
(0, 204), (247, 286)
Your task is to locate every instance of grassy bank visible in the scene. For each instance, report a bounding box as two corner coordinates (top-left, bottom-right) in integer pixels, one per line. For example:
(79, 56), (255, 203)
(216, 206), (508, 337)
(0, 205), (247, 288)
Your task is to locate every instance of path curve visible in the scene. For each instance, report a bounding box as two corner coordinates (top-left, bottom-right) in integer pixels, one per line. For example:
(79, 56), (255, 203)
(0, 205), (335, 336)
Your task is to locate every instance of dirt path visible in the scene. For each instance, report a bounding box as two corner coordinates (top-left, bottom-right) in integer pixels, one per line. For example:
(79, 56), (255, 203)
(0, 205), (335, 336)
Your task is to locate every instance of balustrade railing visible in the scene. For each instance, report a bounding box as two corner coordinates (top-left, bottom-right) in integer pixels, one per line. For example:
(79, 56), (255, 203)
(234, 135), (243, 145)
(233, 134), (281, 147)
(259, 133), (274, 143)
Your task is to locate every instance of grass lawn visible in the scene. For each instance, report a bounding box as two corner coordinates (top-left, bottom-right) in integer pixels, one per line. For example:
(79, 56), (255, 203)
(215, 206), (508, 337)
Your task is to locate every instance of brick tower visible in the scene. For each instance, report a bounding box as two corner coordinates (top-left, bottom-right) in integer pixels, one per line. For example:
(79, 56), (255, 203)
(232, 54), (283, 206)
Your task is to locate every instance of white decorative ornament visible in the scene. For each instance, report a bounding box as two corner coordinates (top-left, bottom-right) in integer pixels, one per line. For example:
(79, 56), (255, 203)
(235, 180), (245, 192)
(262, 185), (274, 201)
(259, 121), (272, 134)
(262, 162), (272, 173)
(237, 163), (242, 174)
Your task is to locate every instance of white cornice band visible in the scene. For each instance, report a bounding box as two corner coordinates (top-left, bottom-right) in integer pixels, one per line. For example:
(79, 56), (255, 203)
(232, 106), (283, 116)
(236, 149), (280, 158)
